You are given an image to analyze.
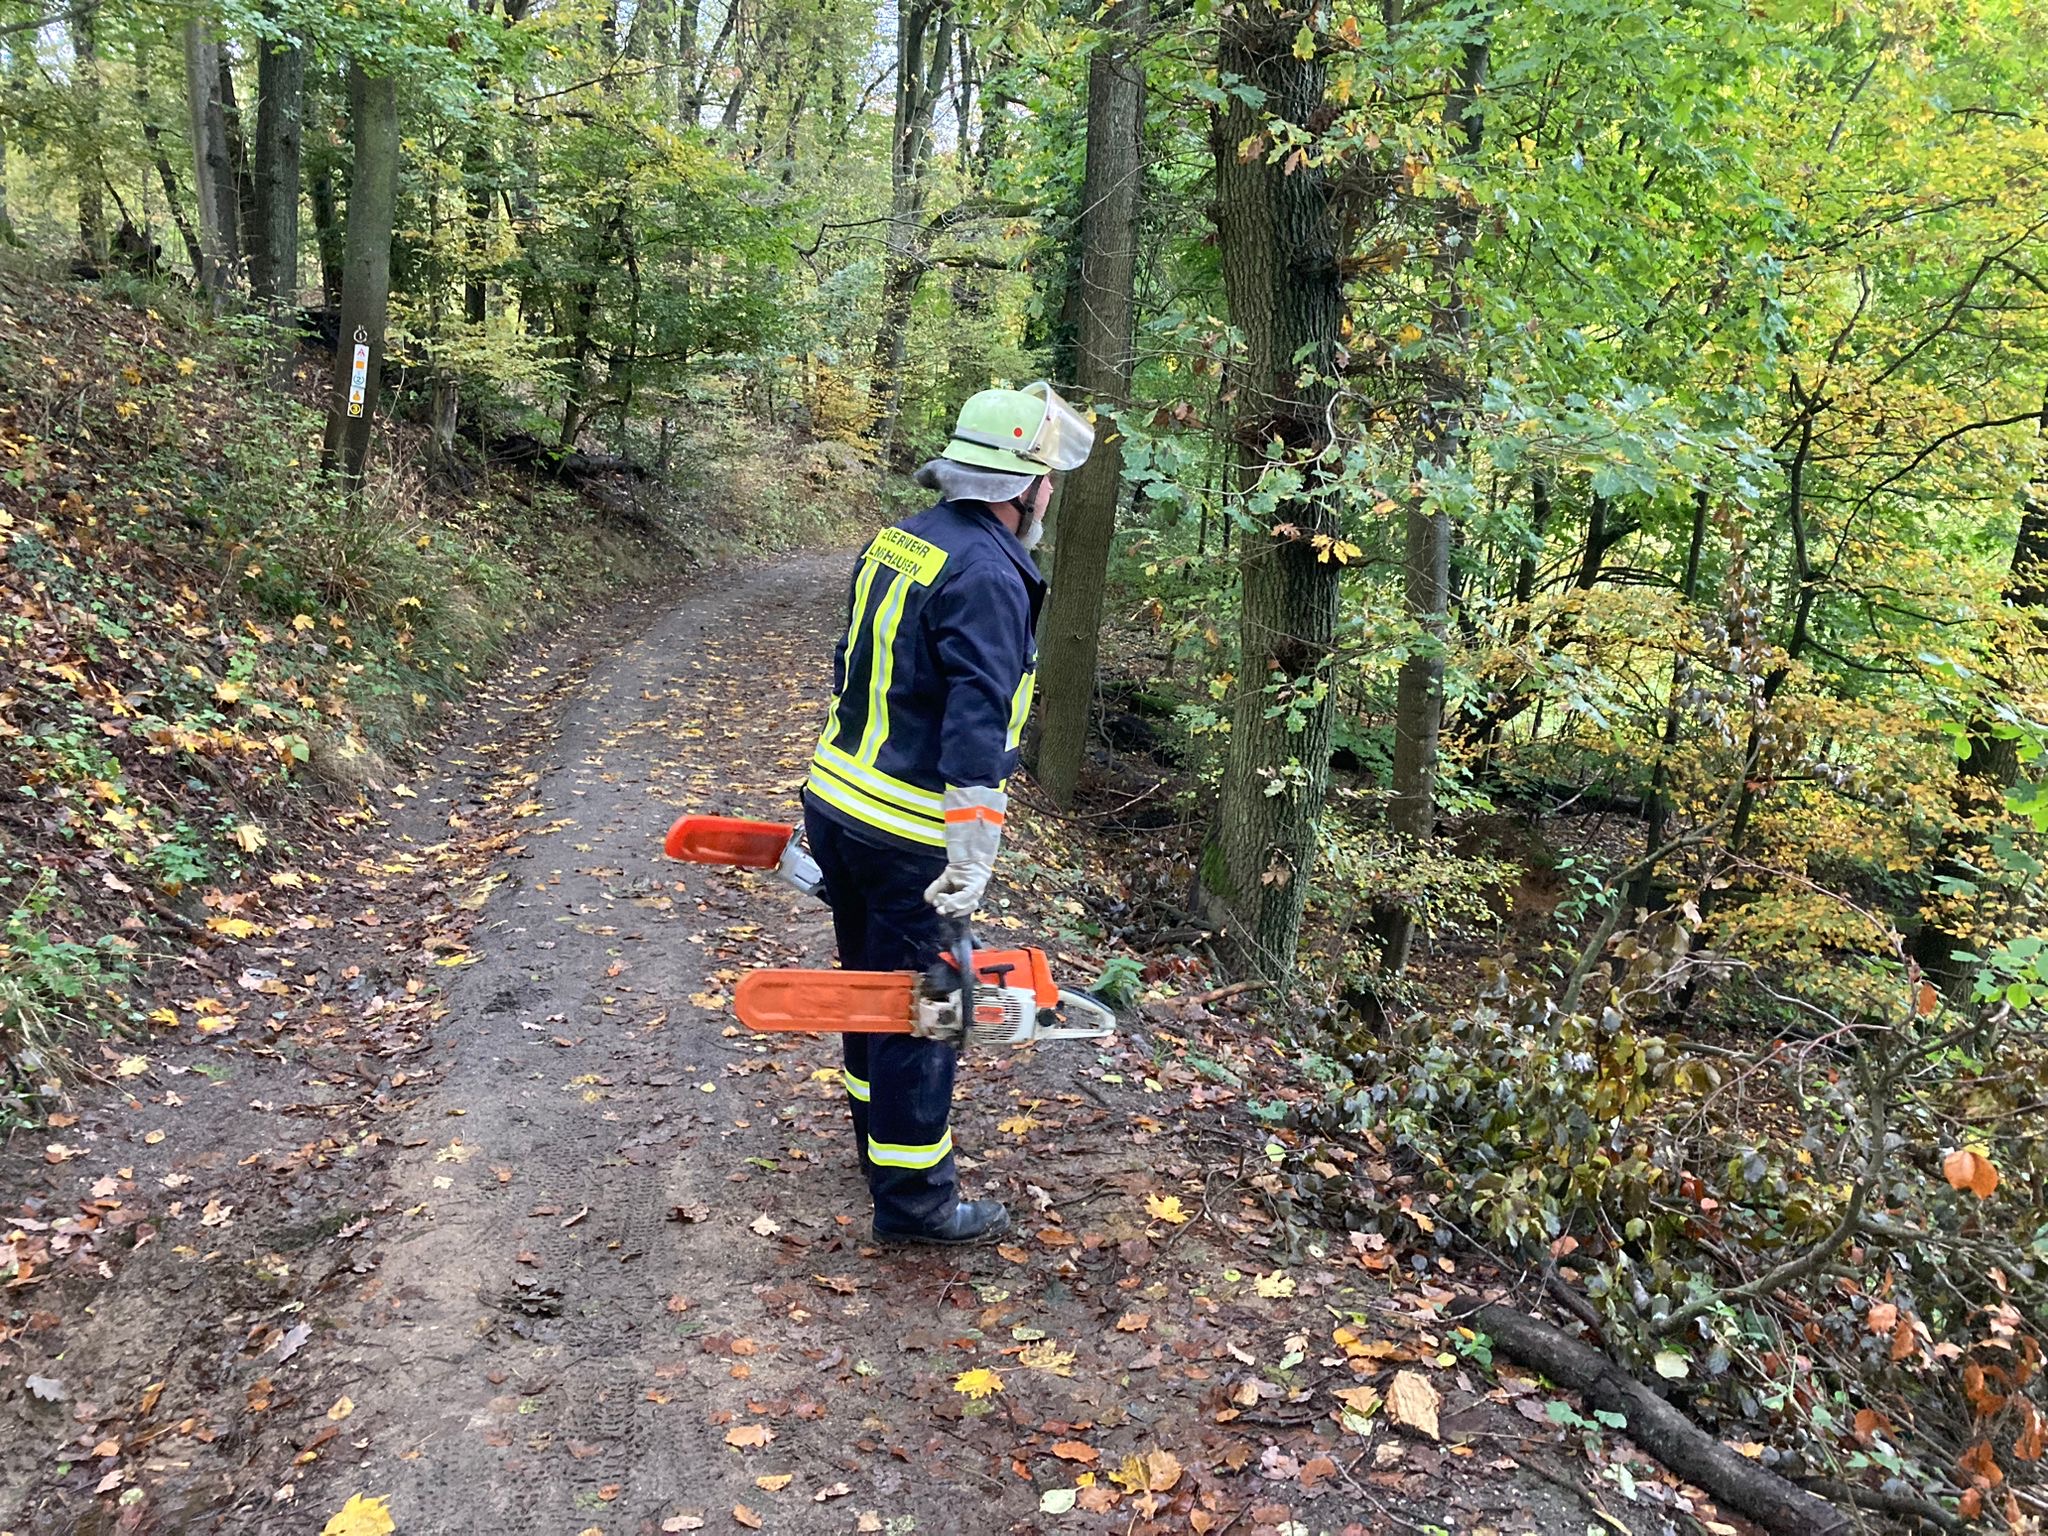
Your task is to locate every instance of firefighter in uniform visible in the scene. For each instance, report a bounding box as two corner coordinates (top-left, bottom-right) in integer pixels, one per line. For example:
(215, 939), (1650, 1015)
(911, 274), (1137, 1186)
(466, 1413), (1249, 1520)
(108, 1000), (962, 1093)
(803, 382), (1095, 1244)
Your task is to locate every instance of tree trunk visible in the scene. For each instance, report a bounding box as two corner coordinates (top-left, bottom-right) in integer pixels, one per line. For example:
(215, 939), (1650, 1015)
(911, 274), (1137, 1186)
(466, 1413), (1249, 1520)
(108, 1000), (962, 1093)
(70, 7), (105, 264)
(1032, 0), (1146, 808)
(1373, 19), (1490, 976)
(1200, 0), (1345, 978)
(183, 18), (235, 294)
(250, 30), (304, 303)
(321, 62), (400, 495)
(867, 0), (956, 460)
(219, 51), (256, 275)
(134, 53), (205, 277)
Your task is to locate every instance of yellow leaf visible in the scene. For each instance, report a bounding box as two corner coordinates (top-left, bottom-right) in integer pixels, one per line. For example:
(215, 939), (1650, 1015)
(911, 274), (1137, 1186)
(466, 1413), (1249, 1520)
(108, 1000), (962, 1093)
(327, 1395), (355, 1422)
(1253, 1270), (1295, 1298)
(115, 1056), (150, 1077)
(1292, 23), (1314, 59)
(215, 681), (244, 705)
(997, 1114), (1040, 1136)
(1017, 1339), (1076, 1375)
(754, 1474), (792, 1491)
(320, 1493), (395, 1536)
(1144, 1193), (1190, 1225)
(115, 400), (140, 420)
(206, 917), (259, 939)
(231, 823), (266, 853)
(291, 614), (316, 632)
(176, 356), (198, 376)
(952, 1367), (1004, 1400)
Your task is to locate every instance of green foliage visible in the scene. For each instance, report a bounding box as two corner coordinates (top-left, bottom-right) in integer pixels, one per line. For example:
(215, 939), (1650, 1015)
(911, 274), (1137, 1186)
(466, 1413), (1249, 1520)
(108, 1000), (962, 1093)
(0, 873), (133, 1122)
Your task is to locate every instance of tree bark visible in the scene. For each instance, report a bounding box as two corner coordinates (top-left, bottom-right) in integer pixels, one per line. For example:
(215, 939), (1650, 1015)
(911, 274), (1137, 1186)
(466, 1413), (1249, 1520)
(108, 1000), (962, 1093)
(867, 0), (956, 460)
(134, 50), (205, 277)
(218, 50), (256, 274)
(70, 6), (105, 264)
(1033, 0), (1146, 808)
(183, 17), (235, 294)
(1374, 18), (1489, 975)
(321, 62), (401, 495)
(1200, 0), (1345, 977)
(250, 28), (304, 303)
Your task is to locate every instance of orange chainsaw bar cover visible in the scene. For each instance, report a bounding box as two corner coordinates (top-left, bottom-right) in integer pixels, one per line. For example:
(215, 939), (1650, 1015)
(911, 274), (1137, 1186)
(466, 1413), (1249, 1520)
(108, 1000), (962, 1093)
(663, 815), (793, 869)
(733, 947), (1058, 1034)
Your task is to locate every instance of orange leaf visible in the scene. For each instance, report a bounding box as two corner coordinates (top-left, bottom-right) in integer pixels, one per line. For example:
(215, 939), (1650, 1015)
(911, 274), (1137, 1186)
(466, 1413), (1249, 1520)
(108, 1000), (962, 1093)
(1943, 1148), (1999, 1200)
(2014, 1402), (2046, 1462)
(1889, 1315), (1920, 1363)
(1959, 1439), (2004, 1489)
(1115, 1311), (1149, 1333)
(1051, 1441), (1099, 1464)
(733, 1505), (763, 1530)
(1865, 1302), (1898, 1334)
(1959, 1489), (1983, 1521)
(724, 1424), (773, 1449)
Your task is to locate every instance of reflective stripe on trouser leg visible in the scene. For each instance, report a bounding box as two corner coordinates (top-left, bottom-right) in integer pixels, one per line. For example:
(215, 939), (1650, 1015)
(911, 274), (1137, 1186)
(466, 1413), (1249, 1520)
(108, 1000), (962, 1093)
(842, 1033), (873, 1176)
(803, 801), (956, 1232)
(864, 1032), (958, 1232)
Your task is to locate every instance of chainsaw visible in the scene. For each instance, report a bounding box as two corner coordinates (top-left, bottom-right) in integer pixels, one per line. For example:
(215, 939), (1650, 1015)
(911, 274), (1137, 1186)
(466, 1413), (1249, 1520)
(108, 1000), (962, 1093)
(663, 815), (1117, 1049)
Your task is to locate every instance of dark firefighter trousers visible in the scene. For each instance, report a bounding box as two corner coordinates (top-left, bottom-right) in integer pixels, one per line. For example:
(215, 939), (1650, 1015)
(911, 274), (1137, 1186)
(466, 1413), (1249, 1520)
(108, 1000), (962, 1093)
(802, 800), (960, 1233)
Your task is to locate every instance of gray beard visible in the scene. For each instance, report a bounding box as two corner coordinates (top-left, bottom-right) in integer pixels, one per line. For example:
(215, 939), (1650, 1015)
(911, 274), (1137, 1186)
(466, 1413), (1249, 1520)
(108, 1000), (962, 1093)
(1019, 514), (1045, 552)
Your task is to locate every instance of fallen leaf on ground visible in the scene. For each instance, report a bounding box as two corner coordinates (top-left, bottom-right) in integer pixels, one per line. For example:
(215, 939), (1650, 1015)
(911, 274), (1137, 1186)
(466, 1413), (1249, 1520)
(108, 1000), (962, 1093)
(327, 1395), (354, 1422)
(725, 1424), (774, 1449)
(1051, 1441), (1098, 1463)
(660, 1515), (704, 1532)
(755, 1473), (793, 1492)
(1040, 1488), (1079, 1514)
(320, 1494), (395, 1536)
(733, 1505), (763, 1529)
(812, 1483), (851, 1502)
(953, 1367), (1004, 1399)
(1253, 1271), (1295, 1299)
(1386, 1370), (1441, 1440)
(1144, 1193), (1190, 1224)
(750, 1214), (780, 1237)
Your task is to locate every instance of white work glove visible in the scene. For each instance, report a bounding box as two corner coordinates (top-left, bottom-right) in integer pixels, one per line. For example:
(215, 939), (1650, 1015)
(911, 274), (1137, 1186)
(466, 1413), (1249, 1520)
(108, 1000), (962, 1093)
(924, 786), (1006, 918)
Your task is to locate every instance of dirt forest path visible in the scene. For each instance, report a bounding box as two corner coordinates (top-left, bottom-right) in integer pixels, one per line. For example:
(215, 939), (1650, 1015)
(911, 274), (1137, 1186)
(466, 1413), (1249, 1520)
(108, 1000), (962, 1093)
(3, 553), (1650, 1536)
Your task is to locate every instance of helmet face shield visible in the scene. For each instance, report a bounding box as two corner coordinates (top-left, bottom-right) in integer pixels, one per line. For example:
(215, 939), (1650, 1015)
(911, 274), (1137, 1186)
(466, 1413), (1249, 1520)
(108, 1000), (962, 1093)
(944, 382), (1097, 475)
(1021, 381), (1096, 472)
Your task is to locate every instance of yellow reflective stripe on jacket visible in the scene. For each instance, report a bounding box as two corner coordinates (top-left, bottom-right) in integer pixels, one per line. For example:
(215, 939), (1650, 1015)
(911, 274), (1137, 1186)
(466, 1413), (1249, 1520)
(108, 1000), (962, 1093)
(806, 762), (947, 847)
(867, 1129), (953, 1170)
(1006, 666), (1036, 751)
(855, 570), (911, 765)
(842, 1070), (870, 1103)
(821, 556), (883, 751)
(814, 741), (941, 815)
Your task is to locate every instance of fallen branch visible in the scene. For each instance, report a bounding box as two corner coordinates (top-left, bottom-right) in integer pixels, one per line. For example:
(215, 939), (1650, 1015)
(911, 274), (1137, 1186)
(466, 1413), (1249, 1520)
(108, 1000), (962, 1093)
(1192, 979), (1263, 1006)
(1452, 1298), (1851, 1536)
(1793, 1477), (1963, 1534)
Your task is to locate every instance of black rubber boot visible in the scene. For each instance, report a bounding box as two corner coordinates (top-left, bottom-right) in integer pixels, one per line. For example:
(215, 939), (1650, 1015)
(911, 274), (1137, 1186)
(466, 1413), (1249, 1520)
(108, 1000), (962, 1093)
(872, 1198), (1010, 1247)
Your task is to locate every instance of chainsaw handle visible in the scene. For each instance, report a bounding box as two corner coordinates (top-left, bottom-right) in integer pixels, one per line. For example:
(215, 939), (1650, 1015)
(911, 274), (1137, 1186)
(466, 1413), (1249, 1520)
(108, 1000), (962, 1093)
(950, 919), (975, 1005)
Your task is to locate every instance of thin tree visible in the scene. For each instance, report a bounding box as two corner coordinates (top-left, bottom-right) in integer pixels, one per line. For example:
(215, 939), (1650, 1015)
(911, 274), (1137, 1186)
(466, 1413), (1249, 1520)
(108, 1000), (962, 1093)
(182, 15), (236, 293)
(321, 61), (400, 495)
(866, 0), (955, 460)
(1032, 0), (1146, 807)
(1374, 12), (1490, 975)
